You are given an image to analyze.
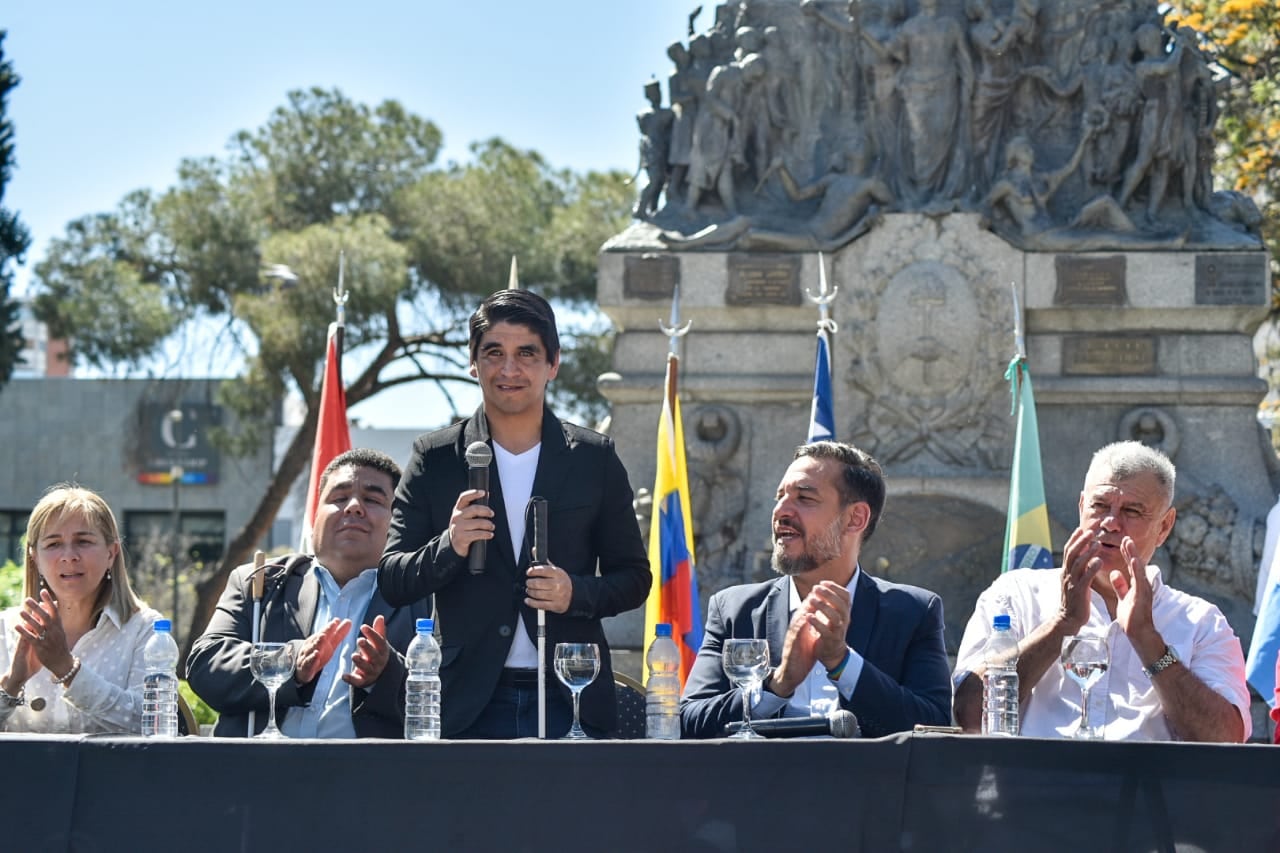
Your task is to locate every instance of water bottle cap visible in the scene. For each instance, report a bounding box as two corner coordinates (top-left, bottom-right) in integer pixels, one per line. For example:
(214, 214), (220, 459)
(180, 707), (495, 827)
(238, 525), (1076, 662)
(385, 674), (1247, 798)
(154, 619), (172, 632)
(992, 614), (1011, 631)
(655, 623), (672, 638)
(415, 618), (434, 634)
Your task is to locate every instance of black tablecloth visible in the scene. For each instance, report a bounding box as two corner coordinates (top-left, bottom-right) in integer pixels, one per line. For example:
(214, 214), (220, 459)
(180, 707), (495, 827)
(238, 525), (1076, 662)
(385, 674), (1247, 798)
(5, 733), (1278, 852)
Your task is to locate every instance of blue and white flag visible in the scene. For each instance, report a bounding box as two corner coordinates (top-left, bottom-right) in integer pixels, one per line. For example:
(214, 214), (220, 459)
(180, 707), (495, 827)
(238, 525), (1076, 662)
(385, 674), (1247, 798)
(807, 326), (835, 443)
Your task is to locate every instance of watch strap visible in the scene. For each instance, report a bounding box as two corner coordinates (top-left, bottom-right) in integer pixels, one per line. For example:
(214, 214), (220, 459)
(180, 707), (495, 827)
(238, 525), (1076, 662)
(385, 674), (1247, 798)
(1142, 645), (1179, 678)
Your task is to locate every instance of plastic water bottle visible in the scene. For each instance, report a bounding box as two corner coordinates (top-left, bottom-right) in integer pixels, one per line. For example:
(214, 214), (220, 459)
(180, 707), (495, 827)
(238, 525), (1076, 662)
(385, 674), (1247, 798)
(983, 614), (1020, 736)
(645, 623), (681, 740)
(141, 618), (180, 737)
(405, 618), (441, 741)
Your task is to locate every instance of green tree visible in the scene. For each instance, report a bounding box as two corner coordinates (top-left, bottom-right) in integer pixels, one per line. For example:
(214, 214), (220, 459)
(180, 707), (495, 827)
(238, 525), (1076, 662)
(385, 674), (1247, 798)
(0, 31), (31, 390)
(1166, 2), (1280, 440)
(29, 87), (633, 654)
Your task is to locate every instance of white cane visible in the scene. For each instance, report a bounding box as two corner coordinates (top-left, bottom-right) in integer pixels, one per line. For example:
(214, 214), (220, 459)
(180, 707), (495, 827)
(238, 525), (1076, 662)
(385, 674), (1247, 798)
(247, 550), (265, 737)
(529, 497), (549, 740)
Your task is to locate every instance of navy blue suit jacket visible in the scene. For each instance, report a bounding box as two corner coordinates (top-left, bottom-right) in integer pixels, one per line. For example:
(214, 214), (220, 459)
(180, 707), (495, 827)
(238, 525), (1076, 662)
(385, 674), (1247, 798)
(679, 570), (952, 738)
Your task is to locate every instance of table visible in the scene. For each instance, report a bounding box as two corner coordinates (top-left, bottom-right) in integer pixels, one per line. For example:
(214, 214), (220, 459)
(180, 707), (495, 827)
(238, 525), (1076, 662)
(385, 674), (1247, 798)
(5, 732), (1278, 852)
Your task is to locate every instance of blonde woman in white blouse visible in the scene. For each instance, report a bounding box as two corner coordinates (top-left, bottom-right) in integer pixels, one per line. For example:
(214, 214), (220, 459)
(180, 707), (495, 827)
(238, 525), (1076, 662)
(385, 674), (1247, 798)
(0, 485), (163, 733)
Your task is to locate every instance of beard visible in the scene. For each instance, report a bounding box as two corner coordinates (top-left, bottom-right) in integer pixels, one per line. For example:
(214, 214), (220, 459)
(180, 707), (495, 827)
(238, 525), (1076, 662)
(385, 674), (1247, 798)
(771, 514), (845, 576)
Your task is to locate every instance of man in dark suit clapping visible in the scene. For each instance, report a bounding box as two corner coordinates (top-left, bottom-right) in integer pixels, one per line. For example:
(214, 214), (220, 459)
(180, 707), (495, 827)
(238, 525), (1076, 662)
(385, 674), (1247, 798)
(680, 441), (952, 738)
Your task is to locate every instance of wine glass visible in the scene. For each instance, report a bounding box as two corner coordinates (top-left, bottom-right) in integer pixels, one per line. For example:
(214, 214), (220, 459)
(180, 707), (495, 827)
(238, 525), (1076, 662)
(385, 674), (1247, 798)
(722, 638), (770, 740)
(554, 642), (600, 740)
(1061, 635), (1109, 740)
(250, 641), (296, 739)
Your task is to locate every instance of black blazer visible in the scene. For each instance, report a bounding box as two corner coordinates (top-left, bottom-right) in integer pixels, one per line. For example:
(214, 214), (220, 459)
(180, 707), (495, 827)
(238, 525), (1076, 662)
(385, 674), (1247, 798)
(379, 406), (651, 737)
(187, 553), (431, 738)
(679, 571), (952, 738)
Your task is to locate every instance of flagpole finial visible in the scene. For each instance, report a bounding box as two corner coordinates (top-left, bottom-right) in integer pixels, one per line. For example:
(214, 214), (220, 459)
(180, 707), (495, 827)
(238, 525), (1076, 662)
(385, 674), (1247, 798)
(659, 284), (692, 356)
(805, 252), (839, 333)
(509, 256), (520, 290)
(334, 251), (349, 327)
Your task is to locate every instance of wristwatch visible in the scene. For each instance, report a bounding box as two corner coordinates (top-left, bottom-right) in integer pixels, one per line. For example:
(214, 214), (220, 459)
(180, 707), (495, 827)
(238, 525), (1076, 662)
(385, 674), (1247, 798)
(1141, 645), (1179, 678)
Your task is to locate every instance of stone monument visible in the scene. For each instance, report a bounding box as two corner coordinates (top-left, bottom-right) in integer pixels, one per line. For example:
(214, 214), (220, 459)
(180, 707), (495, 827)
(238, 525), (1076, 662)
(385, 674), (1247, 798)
(599, 0), (1274, 689)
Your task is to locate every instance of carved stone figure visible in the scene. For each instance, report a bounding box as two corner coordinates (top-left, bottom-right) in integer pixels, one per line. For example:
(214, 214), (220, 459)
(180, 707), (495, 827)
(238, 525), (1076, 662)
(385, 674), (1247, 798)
(687, 54), (766, 214)
(665, 41), (698, 203)
(634, 80), (674, 219)
(1117, 24), (1185, 221)
(886, 0), (974, 208)
(661, 145), (890, 251)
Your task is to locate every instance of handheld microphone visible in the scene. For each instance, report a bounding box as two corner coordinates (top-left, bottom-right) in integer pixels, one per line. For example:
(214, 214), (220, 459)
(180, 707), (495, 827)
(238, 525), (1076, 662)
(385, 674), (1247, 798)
(724, 710), (861, 739)
(465, 441), (493, 575)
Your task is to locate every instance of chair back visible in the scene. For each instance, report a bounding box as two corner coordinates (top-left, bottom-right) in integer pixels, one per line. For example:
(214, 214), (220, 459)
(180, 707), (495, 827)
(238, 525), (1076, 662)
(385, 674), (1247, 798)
(178, 692), (199, 736)
(613, 672), (647, 739)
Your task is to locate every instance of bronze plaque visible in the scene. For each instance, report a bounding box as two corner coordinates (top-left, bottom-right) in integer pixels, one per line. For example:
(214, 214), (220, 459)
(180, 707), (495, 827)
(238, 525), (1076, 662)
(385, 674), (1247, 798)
(1054, 255), (1127, 305)
(623, 254), (679, 300)
(1195, 254), (1268, 305)
(1062, 336), (1156, 376)
(726, 255), (802, 305)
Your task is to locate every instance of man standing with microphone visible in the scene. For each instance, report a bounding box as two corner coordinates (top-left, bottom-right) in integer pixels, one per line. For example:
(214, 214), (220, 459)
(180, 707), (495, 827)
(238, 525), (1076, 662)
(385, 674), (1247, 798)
(379, 289), (650, 739)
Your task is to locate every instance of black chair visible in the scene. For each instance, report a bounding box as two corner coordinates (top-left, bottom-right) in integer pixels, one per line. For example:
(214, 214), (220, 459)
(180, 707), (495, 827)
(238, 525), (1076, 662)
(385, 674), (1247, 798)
(613, 672), (647, 739)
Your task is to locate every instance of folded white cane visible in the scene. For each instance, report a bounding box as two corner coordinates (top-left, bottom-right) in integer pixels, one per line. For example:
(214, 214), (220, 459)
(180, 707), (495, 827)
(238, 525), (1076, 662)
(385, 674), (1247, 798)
(528, 497), (549, 740)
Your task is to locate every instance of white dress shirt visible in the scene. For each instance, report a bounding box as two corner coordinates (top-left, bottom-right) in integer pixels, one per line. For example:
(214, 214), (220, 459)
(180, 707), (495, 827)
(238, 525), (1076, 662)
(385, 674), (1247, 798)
(754, 569), (865, 719)
(954, 566), (1252, 741)
(0, 603), (163, 734)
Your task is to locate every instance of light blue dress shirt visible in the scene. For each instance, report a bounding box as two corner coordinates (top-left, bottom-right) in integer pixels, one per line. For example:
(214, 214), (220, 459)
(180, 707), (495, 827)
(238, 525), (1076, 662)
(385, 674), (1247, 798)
(281, 565), (378, 739)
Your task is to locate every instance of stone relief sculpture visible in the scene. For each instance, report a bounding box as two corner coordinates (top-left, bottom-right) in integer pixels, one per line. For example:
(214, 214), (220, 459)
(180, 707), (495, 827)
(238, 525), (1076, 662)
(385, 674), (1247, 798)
(1164, 484), (1263, 604)
(685, 405), (751, 592)
(628, 0), (1261, 254)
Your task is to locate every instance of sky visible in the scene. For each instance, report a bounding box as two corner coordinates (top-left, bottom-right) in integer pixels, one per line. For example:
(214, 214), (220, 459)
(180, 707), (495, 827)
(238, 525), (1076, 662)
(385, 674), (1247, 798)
(4, 0), (698, 427)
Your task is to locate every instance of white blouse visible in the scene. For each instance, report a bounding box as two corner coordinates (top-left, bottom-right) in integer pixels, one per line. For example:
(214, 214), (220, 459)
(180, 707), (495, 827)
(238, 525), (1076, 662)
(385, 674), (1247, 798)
(0, 603), (163, 734)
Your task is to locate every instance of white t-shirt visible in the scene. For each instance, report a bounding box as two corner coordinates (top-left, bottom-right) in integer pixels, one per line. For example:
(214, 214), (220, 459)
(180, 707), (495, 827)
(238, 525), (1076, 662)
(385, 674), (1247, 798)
(495, 441), (540, 669)
(954, 567), (1252, 741)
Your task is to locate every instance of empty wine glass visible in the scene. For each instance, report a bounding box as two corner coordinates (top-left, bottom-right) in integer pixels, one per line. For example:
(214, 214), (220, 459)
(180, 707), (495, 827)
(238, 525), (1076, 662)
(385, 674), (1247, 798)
(1061, 634), (1109, 740)
(722, 638), (770, 740)
(554, 642), (600, 740)
(250, 641), (296, 739)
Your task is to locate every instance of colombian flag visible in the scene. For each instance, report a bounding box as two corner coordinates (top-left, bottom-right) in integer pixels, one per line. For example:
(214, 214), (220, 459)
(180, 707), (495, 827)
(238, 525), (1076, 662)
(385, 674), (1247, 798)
(645, 353), (703, 684)
(302, 322), (352, 552)
(1003, 356), (1053, 572)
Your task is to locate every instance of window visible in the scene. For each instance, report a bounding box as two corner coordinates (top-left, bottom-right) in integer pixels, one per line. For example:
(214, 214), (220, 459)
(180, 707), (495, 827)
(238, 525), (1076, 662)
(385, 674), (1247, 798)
(124, 511), (225, 568)
(0, 511), (29, 565)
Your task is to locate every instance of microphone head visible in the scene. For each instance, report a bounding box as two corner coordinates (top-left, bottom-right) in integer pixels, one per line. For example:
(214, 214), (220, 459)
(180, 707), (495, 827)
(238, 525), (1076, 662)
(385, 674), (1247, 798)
(828, 710), (861, 739)
(465, 441), (493, 468)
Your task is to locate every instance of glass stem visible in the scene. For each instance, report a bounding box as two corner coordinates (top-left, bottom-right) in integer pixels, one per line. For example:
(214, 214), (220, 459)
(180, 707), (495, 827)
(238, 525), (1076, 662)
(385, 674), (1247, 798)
(267, 687), (278, 734)
(1080, 686), (1091, 734)
(741, 685), (752, 732)
(572, 690), (582, 731)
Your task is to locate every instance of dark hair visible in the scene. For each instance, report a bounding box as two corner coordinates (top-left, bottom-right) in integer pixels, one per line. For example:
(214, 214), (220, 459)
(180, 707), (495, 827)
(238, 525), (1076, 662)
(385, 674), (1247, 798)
(793, 441), (886, 542)
(468, 289), (560, 364)
(320, 448), (402, 494)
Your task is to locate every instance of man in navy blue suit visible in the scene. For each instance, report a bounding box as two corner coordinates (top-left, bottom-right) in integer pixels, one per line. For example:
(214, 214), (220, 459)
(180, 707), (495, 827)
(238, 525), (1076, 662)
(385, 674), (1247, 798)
(680, 441), (951, 738)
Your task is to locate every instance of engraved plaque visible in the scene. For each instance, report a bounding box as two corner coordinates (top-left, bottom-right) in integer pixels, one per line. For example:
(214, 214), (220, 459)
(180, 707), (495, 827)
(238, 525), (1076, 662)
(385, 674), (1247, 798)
(1063, 336), (1156, 376)
(726, 255), (802, 305)
(1195, 254), (1268, 305)
(623, 254), (679, 300)
(1054, 256), (1127, 305)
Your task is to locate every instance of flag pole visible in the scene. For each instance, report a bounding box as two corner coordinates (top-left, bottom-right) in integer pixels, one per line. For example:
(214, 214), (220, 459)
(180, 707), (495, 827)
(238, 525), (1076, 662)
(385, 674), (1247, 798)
(301, 253), (354, 553)
(804, 253), (838, 443)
